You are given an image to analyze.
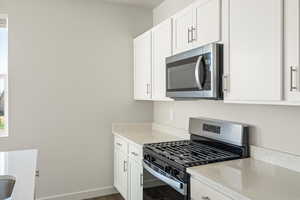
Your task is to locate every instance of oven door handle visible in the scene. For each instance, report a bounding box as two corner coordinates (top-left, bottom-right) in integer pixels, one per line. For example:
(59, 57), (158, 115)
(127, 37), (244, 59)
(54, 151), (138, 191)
(195, 56), (203, 90)
(143, 161), (187, 195)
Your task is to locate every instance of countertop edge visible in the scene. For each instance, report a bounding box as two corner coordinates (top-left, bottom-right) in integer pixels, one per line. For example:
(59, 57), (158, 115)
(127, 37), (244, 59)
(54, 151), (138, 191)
(112, 123), (189, 146)
(113, 131), (143, 146)
(187, 166), (251, 200)
(187, 150), (300, 200)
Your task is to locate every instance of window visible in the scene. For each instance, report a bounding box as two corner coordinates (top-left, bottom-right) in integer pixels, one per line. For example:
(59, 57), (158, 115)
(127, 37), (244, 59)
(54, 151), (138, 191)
(0, 15), (8, 136)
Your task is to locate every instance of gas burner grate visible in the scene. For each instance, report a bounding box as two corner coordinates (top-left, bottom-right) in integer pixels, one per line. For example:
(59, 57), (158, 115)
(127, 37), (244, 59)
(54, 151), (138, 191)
(145, 140), (240, 167)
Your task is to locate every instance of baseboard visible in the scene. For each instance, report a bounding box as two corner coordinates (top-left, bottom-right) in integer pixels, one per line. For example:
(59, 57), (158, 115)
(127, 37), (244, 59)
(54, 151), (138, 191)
(37, 186), (118, 200)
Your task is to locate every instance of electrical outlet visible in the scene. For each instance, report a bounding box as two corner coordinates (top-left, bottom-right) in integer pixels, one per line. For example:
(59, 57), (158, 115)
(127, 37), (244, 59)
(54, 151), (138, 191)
(35, 170), (40, 177)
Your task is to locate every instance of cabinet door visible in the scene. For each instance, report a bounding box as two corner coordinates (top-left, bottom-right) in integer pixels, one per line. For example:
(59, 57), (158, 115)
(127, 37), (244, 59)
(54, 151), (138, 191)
(114, 148), (128, 199)
(191, 178), (233, 200)
(128, 159), (143, 200)
(134, 31), (152, 100)
(172, 6), (195, 54)
(114, 149), (121, 192)
(285, 0), (300, 101)
(152, 19), (173, 101)
(194, 0), (221, 47)
(225, 0), (283, 101)
(119, 151), (128, 199)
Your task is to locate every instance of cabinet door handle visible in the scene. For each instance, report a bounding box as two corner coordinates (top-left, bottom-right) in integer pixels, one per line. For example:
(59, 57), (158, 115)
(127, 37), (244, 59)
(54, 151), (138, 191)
(116, 143), (122, 146)
(188, 28), (191, 43)
(146, 84), (151, 95)
(146, 84), (149, 95)
(191, 26), (196, 42)
(190, 27), (193, 43)
(123, 161), (127, 172)
(223, 74), (229, 93)
(201, 197), (210, 200)
(131, 152), (138, 157)
(148, 84), (151, 95)
(290, 66), (297, 91)
(140, 174), (143, 187)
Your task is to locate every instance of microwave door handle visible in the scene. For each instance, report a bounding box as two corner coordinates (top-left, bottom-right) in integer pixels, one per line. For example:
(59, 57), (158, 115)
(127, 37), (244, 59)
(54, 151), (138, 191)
(195, 56), (203, 90)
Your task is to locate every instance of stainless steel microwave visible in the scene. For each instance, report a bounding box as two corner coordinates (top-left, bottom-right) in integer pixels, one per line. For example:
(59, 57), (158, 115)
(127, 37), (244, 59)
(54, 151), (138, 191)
(166, 43), (223, 99)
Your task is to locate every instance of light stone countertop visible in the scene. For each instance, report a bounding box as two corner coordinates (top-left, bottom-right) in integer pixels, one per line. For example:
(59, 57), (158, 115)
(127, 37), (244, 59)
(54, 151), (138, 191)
(187, 158), (300, 200)
(112, 123), (188, 145)
(112, 123), (300, 200)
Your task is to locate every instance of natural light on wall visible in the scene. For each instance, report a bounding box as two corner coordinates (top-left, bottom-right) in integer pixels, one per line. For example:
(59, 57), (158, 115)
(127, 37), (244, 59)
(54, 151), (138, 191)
(0, 15), (8, 136)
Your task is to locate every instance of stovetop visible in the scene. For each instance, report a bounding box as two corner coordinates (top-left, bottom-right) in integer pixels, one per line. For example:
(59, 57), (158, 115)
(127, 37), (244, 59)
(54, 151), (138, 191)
(144, 140), (240, 168)
(143, 118), (249, 199)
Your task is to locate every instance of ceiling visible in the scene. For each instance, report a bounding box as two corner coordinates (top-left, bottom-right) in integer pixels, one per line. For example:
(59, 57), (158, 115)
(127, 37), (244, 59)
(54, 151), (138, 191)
(102, 0), (164, 9)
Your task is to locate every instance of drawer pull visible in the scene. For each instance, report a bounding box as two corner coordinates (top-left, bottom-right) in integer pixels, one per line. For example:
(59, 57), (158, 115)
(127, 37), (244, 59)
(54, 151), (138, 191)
(116, 143), (122, 146)
(131, 152), (138, 157)
(201, 197), (210, 200)
(140, 174), (143, 186)
(191, 26), (196, 42)
(290, 66), (298, 91)
(123, 161), (127, 172)
(223, 74), (229, 93)
(188, 28), (191, 43)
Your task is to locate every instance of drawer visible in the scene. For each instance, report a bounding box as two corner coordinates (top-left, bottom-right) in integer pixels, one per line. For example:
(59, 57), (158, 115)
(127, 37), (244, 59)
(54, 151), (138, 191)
(128, 143), (143, 163)
(114, 136), (128, 154)
(191, 178), (232, 200)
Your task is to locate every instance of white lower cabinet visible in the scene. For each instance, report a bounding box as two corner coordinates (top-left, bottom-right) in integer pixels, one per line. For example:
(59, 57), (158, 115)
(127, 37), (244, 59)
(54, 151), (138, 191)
(191, 178), (233, 200)
(128, 158), (143, 200)
(114, 135), (143, 200)
(114, 144), (128, 199)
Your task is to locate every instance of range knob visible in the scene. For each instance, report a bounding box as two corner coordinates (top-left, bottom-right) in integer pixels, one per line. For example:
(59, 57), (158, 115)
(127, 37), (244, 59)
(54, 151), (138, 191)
(144, 155), (151, 161)
(172, 169), (180, 176)
(165, 166), (172, 173)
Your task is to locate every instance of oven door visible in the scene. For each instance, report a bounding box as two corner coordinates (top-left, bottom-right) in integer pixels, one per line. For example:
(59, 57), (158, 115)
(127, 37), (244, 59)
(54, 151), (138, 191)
(143, 161), (188, 200)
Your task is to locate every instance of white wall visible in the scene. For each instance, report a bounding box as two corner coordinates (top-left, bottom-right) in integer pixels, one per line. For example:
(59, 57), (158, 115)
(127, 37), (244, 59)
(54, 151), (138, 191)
(0, 0), (7, 13)
(0, 0), (153, 199)
(153, 0), (196, 25)
(153, 0), (300, 156)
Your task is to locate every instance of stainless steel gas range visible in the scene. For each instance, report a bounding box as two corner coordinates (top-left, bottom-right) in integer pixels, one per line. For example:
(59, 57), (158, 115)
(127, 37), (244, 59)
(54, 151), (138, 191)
(142, 117), (249, 200)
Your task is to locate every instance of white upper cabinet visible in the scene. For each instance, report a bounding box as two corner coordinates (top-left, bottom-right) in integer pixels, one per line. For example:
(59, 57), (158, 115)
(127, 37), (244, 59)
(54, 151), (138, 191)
(285, 0), (300, 102)
(172, 6), (195, 54)
(133, 0), (300, 105)
(224, 0), (283, 101)
(134, 20), (173, 101)
(134, 31), (152, 100)
(172, 0), (221, 55)
(152, 19), (173, 101)
(194, 0), (221, 47)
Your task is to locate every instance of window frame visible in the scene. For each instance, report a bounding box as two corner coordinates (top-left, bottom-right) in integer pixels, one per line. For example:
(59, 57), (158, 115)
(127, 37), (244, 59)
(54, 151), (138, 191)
(0, 14), (8, 137)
